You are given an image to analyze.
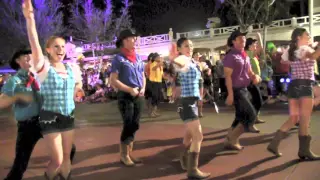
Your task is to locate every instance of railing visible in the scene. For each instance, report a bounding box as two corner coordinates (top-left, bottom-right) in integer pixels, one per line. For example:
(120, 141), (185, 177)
(80, 14), (320, 52)
(177, 14), (320, 39)
(82, 41), (115, 52)
(138, 34), (170, 46)
(81, 34), (170, 52)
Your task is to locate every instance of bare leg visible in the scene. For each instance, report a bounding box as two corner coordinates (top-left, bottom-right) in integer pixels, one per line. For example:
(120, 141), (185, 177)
(44, 133), (63, 179)
(60, 130), (74, 178)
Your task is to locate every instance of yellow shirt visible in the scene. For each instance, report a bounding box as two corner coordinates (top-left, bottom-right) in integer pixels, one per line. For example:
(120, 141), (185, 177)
(149, 62), (163, 82)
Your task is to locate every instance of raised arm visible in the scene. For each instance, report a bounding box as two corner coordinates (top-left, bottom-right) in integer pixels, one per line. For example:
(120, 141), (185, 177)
(306, 47), (320, 60)
(22, 0), (44, 69)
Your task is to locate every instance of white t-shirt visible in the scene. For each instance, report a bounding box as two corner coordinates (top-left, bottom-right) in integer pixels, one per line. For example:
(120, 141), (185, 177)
(282, 45), (315, 62)
(31, 56), (82, 84)
(173, 55), (191, 73)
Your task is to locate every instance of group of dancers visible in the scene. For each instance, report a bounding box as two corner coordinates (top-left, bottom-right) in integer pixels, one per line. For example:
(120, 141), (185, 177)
(1, 0), (320, 180)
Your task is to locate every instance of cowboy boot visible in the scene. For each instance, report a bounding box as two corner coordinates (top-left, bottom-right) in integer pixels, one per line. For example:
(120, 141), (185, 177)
(267, 130), (286, 157)
(149, 106), (157, 118)
(224, 124), (245, 151)
(187, 152), (210, 179)
(179, 145), (190, 170)
(120, 143), (135, 166)
(248, 124), (260, 133)
(298, 135), (320, 160)
(129, 142), (142, 164)
(44, 171), (59, 180)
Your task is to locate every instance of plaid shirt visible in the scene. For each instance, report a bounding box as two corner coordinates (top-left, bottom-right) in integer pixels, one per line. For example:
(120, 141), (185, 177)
(179, 60), (201, 99)
(40, 64), (75, 116)
(282, 46), (315, 81)
(290, 60), (315, 80)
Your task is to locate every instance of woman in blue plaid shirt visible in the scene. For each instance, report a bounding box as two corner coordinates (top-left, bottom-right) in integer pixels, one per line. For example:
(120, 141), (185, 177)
(23, 1), (83, 179)
(267, 28), (320, 160)
(171, 38), (210, 179)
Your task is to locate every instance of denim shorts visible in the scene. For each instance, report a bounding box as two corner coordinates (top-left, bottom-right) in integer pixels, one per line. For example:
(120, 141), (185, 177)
(39, 110), (75, 135)
(178, 97), (199, 122)
(287, 79), (314, 99)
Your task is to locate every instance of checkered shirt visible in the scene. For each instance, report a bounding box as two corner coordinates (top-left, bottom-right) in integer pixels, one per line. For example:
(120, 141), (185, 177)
(40, 64), (75, 116)
(179, 60), (201, 99)
(290, 60), (315, 81)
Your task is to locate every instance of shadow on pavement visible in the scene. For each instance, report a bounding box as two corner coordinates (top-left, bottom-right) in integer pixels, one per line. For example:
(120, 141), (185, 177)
(24, 129), (300, 180)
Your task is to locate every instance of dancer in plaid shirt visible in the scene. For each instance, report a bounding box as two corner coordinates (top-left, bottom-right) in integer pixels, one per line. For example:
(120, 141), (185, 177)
(267, 28), (320, 160)
(23, 0), (83, 179)
(171, 37), (210, 179)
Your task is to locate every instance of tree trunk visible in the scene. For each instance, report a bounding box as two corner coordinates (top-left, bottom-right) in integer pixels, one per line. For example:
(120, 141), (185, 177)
(263, 25), (268, 60)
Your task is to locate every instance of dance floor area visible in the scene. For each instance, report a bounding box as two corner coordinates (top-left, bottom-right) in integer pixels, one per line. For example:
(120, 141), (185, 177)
(0, 102), (319, 180)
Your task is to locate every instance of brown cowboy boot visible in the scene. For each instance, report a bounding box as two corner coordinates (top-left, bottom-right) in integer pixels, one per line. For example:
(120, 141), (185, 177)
(119, 143), (135, 166)
(187, 152), (210, 179)
(179, 145), (190, 170)
(129, 142), (142, 164)
(224, 124), (245, 151)
(298, 135), (320, 160)
(267, 130), (287, 157)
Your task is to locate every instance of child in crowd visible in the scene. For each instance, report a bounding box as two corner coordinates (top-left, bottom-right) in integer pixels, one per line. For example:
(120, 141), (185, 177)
(260, 60), (276, 104)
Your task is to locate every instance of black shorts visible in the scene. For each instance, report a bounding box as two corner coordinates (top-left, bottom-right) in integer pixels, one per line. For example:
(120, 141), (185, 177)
(178, 97), (199, 122)
(39, 110), (75, 135)
(287, 79), (314, 99)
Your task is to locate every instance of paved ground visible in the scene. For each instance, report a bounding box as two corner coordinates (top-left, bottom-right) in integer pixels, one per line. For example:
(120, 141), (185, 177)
(0, 101), (320, 180)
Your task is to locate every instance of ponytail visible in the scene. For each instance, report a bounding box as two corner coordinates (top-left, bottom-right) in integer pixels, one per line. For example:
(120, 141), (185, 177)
(288, 40), (298, 62)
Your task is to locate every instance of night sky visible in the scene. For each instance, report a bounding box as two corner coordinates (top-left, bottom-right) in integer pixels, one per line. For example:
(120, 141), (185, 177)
(59, 0), (308, 36)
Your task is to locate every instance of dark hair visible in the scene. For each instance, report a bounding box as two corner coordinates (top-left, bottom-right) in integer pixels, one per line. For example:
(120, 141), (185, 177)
(288, 28), (307, 62)
(147, 53), (154, 62)
(10, 48), (32, 70)
(192, 51), (200, 58)
(177, 37), (189, 48)
(151, 53), (160, 62)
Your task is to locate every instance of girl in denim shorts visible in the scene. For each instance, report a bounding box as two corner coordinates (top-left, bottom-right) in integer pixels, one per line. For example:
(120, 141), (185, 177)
(267, 28), (320, 160)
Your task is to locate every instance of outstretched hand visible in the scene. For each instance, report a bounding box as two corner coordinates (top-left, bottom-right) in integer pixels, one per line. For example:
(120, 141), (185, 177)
(22, 0), (34, 18)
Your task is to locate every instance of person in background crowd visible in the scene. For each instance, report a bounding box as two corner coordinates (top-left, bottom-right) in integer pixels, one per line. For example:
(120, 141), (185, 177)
(267, 28), (320, 160)
(144, 53), (154, 113)
(193, 52), (211, 117)
(245, 34), (265, 126)
(171, 38), (210, 179)
(267, 42), (290, 101)
(110, 29), (145, 166)
(164, 72), (174, 103)
(260, 60), (276, 104)
(223, 30), (262, 151)
(216, 54), (227, 100)
(148, 53), (164, 117)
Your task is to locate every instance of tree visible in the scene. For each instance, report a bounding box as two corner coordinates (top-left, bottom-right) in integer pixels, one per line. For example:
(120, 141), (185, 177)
(70, 0), (133, 42)
(112, 0), (132, 37)
(0, 0), (64, 64)
(256, 0), (291, 52)
(224, 0), (265, 31)
(71, 0), (113, 42)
